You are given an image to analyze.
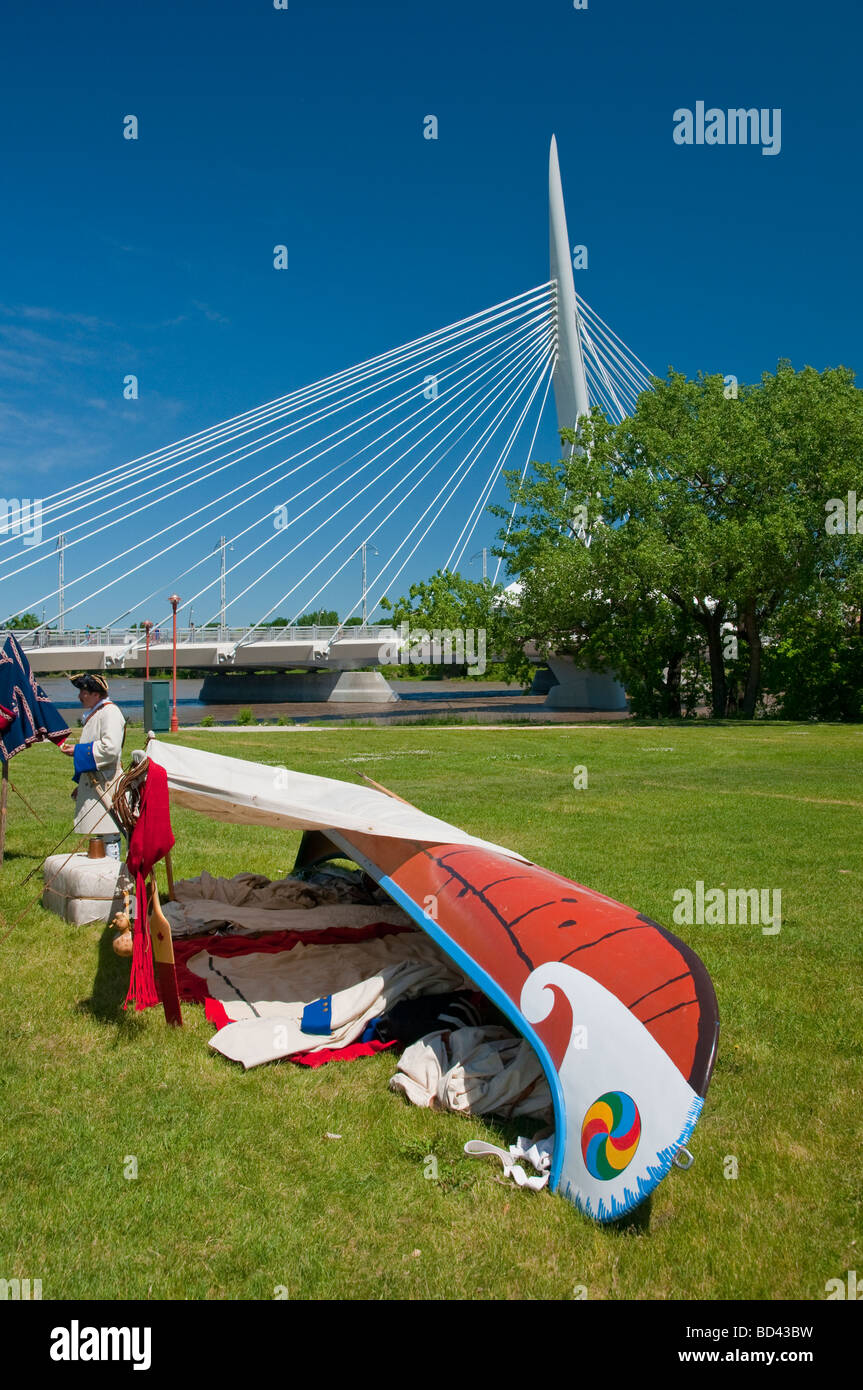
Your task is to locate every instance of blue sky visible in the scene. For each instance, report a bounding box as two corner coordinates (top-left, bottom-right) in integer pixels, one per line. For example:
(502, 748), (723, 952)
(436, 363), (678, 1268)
(1, 0), (860, 628)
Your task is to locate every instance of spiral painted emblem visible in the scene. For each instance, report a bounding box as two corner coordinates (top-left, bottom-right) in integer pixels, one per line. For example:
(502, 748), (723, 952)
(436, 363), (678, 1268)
(581, 1091), (641, 1179)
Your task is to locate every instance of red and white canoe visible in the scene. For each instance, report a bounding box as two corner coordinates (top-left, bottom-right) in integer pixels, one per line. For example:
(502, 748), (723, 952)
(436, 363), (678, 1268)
(145, 738), (719, 1223)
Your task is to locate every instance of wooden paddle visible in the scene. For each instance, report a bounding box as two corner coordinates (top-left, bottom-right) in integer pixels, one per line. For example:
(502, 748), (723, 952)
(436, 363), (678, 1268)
(146, 875), (183, 1027)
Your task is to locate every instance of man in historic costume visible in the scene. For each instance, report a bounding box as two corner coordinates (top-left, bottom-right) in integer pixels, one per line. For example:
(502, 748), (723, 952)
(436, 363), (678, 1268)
(59, 674), (127, 860)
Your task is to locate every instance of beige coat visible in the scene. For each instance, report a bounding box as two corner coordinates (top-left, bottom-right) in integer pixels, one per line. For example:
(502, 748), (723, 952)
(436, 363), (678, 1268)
(73, 701), (127, 836)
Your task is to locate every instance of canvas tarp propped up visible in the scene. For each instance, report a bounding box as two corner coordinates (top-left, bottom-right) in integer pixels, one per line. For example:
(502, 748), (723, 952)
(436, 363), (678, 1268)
(145, 738), (528, 861)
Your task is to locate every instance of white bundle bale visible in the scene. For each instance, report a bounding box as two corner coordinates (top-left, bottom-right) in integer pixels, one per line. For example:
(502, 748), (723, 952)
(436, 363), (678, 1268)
(42, 853), (135, 926)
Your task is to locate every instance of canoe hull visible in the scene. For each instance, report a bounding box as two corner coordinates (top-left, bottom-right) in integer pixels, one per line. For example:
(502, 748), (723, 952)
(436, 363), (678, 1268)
(322, 831), (719, 1223)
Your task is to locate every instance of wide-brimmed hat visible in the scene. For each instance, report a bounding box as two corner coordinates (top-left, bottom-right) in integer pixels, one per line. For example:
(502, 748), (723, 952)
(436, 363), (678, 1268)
(71, 673), (109, 696)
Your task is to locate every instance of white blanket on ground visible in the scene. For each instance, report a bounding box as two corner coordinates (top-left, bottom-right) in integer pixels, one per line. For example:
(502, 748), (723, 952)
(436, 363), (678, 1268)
(191, 933), (469, 1069)
(390, 1026), (553, 1121)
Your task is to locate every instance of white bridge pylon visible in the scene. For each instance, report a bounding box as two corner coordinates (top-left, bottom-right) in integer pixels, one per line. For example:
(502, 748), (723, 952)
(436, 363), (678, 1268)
(2, 138), (653, 672)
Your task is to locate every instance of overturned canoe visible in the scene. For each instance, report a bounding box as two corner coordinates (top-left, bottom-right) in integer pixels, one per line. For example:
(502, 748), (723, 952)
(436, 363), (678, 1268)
(144, 738), (719, 1223)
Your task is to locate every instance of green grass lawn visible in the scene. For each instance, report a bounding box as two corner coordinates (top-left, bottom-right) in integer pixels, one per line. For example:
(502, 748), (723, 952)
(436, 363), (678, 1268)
(1, 722), (861, 1300)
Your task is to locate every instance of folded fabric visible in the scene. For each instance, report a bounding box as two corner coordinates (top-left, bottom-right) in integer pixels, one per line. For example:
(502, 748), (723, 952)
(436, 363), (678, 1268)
(172, 870), (380, 911)
(389, 1025), (553, 1121)
(172, 922), (408, 1066)
(372, 991), (483, 1046)
(187, 932), (470, 1069)
(163, 897), (412, 938)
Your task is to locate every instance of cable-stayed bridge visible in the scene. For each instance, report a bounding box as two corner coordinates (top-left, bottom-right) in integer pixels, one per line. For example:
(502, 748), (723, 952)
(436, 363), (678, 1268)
(4, 139), (652, 706)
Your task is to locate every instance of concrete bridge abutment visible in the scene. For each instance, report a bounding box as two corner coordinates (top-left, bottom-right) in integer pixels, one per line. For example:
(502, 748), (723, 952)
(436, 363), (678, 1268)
(199, 670), (399, 704)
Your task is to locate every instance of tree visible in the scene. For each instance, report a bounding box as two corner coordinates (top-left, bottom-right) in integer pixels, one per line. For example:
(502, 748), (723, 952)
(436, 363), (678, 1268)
(270, 610), (339, 627)
(494, 364), (863, 718)
(763, 593), (863, 720)
(379, 568), (512, 676)
(490, 413), (704, 713)
(3, 612), (40, 630)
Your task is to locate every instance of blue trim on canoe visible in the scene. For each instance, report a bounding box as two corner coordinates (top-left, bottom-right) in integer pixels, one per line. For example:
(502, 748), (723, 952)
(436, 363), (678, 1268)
(379, 873), (569, 1192)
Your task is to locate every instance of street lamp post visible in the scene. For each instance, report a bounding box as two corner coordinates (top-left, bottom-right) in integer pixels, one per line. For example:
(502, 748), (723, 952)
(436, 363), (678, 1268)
(168, 596), (180, 733)
(57, 534), (66, 634)
(143, 621), (153, 679)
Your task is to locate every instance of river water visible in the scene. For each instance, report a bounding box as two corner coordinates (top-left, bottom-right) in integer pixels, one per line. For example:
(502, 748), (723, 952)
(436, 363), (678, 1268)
(38, 676), (593, 728)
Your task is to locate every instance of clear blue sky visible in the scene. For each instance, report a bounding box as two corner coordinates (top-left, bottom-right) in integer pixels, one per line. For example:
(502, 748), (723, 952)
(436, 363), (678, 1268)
(1, 0), (860, 627)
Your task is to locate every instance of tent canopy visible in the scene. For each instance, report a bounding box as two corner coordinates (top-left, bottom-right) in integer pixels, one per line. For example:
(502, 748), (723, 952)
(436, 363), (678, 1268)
(144, 738), (527, 861)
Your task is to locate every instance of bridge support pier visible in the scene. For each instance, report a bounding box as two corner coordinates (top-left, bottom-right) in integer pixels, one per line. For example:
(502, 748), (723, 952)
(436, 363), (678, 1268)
(529, 664), (559, 696)
(542, 656), (628, 711)
(199, 670), (399, 705)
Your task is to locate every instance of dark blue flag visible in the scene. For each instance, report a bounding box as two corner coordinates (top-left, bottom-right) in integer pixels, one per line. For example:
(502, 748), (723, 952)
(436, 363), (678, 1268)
(0, 633), (71, 763)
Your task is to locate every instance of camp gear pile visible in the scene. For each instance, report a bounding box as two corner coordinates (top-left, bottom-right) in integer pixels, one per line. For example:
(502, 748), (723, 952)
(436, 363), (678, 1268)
(162, 870), (552, 1120)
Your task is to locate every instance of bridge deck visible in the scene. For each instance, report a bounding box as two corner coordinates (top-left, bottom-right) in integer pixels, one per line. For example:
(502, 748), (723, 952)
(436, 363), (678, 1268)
(19, 626), (405, 673)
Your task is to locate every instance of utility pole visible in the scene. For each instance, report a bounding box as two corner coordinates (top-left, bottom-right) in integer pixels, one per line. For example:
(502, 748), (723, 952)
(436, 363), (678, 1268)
(215, 536), (232, 639)
(220, 537), (226, 637)
(57, 534), (66, 634)
(470, 548), (488, 582)
(361, 541), (378, 625)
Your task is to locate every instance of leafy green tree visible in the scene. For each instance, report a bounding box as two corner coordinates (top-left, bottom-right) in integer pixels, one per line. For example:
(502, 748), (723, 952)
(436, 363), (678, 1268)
(494, 364), (863, 718)
(379, 568), (512, 676)
(763, 580), (863, 720)
(295, 609), (339, 627)
(269, 611), (340, 627)
(490, 413), (703, 713)
(3, 612), (40, 630)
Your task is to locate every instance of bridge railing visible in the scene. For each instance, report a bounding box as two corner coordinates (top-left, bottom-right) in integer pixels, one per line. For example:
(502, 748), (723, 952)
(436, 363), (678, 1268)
(14, 624), (399, 649)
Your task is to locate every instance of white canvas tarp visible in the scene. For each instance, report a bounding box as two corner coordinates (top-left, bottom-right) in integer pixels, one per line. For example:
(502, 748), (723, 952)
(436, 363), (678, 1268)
(145, 738), (527, 861)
